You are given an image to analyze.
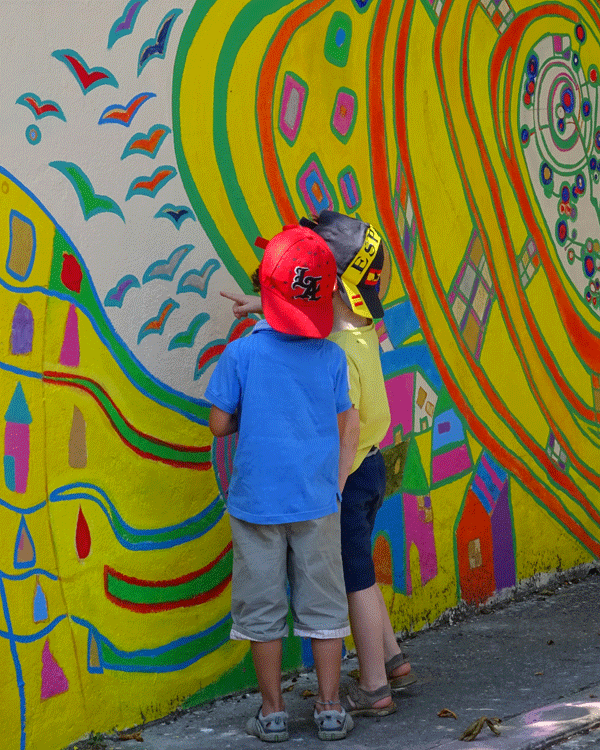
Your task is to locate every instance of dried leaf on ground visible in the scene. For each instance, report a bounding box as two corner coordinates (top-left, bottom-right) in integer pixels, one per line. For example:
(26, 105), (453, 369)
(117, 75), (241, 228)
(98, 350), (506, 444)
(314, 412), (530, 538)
(348, 669), (360, 680)
(438, 708), (458, 719)
(116, 731), (143, 742)
(283, 685), (294, 692)
(459, 716), (501, 741)
(301, 689), (317, 698)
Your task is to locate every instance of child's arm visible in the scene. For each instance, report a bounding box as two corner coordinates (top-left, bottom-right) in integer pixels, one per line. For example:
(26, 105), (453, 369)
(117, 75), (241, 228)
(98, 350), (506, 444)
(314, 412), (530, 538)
(220, 290), (262, 319)
(209, 405), (238, 437)
(337, 406), (360, 492)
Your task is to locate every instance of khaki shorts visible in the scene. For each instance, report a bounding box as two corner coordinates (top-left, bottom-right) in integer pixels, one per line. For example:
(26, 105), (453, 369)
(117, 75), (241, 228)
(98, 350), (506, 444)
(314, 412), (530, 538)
(229, 511), (350, 641)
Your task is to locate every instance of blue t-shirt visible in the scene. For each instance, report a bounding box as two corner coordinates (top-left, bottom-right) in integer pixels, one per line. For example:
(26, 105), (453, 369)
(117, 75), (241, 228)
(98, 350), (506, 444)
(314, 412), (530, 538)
(205, 320), (352, 524)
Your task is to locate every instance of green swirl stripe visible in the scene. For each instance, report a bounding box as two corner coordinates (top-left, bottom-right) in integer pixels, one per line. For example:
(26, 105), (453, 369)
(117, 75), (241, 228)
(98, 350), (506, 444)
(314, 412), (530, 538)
(44, 372), (210, 467)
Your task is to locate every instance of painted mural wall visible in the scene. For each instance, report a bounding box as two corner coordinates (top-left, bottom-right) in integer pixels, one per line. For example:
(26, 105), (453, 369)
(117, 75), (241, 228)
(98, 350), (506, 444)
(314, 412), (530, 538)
(1, 0), (599, 748)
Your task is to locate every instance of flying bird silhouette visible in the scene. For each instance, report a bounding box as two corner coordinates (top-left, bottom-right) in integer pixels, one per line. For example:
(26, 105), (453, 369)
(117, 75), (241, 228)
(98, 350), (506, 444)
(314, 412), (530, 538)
(99, 92), (156, 127)
(122, 125), (171, 158)
(177, 260), (221, 299)
(16, 93), (66, 121)
(138, 9), (182, 75)
(194, 319), (255, 379)
(104, 275), (141, 307)
(52, 49), (118, 93)
(126, 166), (176, 199)
(168, 313), (210, 350)
(108, 0), (148, 48)
(154, 204), (196, 228)
(50, 161), (124, 221)
(138, 299), (180, 344)
(143, 245), (193, 283)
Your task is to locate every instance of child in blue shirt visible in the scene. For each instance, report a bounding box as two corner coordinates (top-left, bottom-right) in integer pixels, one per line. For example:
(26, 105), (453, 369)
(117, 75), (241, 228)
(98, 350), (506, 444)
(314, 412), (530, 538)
(221, 212), (417, 720)
(206, 226), (359, 742)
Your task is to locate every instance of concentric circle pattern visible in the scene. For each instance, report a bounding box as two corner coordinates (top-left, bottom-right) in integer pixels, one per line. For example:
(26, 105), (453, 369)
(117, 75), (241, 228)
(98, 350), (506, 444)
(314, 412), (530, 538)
(520, 26), (600, 318)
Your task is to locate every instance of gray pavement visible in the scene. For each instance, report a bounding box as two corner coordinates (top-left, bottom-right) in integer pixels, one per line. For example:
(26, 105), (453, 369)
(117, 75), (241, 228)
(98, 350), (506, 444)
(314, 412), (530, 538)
(555, 724), (600, 749)
(546, 725), (600, 750)
(74, 566), (600, 750)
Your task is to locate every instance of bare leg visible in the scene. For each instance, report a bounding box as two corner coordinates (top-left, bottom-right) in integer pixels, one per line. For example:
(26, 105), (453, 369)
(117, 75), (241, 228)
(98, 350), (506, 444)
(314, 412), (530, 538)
(377, 586), (412, 678)
(311, 637), (343, 710)
(250, 640), (285, 715)
(347, 585), (393, 709)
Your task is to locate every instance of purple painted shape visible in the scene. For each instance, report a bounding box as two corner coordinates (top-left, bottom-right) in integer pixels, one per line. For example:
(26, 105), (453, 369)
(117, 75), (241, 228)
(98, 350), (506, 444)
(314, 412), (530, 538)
(491, 483), (516, 589)
(4, 423), (29, 493)
(41, 640), (69, 699)
(339, 171), (358, 210)
(403, 224), (411, 251)
(11, 304), (34, 354)
(214, 433), (238, 500)
(431, 443), (472, 484)
(553, 35), (563, 53)
(438, 421), (451, 434)
(215, 439), (228, 497)
(60, 304), (80, 367)
(403, 493), (437, 595)
(116, 1), (142, 33)
(380, 373), (414, 447)
(279, 74), (307, 142)
(332, 91), (355, 136)
(4, 422), (29, 454)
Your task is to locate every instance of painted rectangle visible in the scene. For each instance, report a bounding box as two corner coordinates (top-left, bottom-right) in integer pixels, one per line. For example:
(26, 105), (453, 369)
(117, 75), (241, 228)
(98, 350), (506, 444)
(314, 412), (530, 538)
(431, 444), (471, 484)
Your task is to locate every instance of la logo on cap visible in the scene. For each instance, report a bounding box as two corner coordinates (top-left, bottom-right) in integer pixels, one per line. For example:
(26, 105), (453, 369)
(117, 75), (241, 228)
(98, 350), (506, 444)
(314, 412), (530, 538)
(258, 226), (337, 338)
(291, 267), (323, 301)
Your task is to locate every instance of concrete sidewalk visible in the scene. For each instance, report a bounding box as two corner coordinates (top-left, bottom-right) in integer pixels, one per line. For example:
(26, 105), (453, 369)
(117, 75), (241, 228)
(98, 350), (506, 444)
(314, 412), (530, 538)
(92, 568), (600, 750)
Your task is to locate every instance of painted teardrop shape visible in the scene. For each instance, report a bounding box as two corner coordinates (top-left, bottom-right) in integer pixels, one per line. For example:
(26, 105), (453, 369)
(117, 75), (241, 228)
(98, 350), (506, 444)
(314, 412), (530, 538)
(75, 506), (91, 559)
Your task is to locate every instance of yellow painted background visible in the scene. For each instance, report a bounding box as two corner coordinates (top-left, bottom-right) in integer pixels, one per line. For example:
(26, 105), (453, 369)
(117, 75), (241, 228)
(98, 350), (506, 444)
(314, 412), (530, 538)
(1, 0), (599, 748)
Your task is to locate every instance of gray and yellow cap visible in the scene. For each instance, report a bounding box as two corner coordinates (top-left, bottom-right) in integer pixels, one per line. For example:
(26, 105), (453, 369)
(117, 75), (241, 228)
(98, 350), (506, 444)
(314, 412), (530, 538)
(299, 210), (385, 320)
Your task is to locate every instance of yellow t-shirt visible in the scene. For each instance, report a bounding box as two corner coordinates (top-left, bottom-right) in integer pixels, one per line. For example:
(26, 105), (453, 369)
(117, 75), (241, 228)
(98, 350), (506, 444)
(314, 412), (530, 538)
(328, 323), (391, 473)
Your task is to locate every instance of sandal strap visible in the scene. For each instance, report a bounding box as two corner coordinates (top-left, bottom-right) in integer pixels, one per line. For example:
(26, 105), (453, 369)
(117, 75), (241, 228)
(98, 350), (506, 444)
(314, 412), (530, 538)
(347, 680), (391, 706)
(385, 652), (408, 675)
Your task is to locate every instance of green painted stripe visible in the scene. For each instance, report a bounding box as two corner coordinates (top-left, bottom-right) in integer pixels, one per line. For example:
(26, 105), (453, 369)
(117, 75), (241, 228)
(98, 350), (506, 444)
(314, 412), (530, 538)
(107, 500), (224, 546)
(47, 373), (209, 466)
(173, 0), (252, 291)
(213, 0), (293, 248)
(107, 551), (232, 605)
(100, 616), (231, 669)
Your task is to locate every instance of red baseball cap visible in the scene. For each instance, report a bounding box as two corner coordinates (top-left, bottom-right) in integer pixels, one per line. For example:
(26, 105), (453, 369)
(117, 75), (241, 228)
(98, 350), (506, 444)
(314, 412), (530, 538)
(258, 225), (337, 338)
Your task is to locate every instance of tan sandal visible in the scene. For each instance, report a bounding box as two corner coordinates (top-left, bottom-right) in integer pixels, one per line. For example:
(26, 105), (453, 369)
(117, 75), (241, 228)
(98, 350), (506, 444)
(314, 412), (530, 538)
(385, 652), (418, 690)
(344, 681), (397, 716)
